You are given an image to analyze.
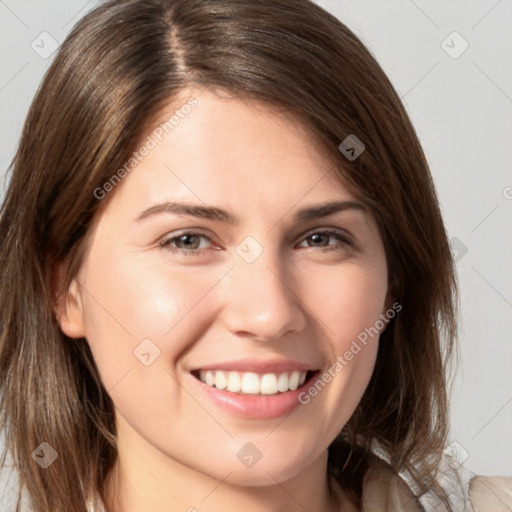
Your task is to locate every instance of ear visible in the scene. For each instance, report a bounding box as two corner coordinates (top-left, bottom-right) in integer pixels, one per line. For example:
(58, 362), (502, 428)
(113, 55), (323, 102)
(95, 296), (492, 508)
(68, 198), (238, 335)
(384, 266), (400, 310)
(383, 283), (396, 314)
(379, 272), (400, 334)
(53, 265), (86, 339)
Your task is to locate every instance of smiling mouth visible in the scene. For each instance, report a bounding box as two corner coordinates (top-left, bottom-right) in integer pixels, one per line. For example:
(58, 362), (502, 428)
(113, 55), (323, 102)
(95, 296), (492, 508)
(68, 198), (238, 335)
(191, 369), (318, 395)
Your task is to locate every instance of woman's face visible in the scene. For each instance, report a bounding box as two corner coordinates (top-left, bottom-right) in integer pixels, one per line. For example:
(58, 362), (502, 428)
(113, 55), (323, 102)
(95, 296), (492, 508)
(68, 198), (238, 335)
(59, 87), (391, 487)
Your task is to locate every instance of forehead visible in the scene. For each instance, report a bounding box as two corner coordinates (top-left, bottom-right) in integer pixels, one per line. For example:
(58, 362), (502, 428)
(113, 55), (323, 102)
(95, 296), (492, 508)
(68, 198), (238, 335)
(120, 88), (351, 202)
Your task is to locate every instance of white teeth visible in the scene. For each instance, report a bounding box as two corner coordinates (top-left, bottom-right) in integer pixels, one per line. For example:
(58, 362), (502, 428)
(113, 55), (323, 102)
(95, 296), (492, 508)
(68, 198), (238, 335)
(289, 371), (300, 390)
(197, 370), (309, 395)
(260, 373), (278, 394)
(205, 370), (215, 386)
(241, 372), (260, 394)
(215, 371), (227, 390)
(277, 372), (289, 392)
(227, 371), (241, 392)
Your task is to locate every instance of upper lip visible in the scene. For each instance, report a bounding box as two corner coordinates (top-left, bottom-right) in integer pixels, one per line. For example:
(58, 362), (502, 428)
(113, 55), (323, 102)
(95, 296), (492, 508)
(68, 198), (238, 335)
(189, 358), (319, 374)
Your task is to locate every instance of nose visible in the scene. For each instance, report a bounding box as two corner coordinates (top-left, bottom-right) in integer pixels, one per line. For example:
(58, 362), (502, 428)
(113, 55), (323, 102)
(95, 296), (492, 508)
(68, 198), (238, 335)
(220, 246), (307, 342)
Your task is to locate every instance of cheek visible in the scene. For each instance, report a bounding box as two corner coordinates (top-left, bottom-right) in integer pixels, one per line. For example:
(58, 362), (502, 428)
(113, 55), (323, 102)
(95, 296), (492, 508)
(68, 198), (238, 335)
(300, 262), (387, 418)
(312, 261), (388, 345)
(78, 243), (227, 388)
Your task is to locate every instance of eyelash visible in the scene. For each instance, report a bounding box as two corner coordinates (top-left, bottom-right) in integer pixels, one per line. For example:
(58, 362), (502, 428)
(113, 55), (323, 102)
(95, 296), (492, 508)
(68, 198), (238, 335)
(159, 229), (354, 257)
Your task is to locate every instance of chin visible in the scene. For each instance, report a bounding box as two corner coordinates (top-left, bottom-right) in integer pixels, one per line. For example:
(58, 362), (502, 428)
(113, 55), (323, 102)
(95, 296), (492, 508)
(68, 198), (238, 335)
(226, 454), (315, 487)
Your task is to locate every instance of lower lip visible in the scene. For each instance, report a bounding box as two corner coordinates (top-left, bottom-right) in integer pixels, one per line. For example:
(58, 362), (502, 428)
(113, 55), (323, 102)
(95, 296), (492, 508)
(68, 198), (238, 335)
(187, 371), (318, 420)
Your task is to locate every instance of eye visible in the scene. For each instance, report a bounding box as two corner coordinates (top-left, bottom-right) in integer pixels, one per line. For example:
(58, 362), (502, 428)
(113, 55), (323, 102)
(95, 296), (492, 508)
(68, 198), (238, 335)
(160, 231), (214, 256)
(160, 229), (353, 258)
(297, 230), (353, 253)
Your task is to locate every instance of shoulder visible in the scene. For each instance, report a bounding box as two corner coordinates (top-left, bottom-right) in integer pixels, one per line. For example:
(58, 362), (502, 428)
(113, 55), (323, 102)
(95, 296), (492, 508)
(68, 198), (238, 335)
(362, 463), (423, 512)
(359, 444), (512, 512)
(468, 474), (512, 511)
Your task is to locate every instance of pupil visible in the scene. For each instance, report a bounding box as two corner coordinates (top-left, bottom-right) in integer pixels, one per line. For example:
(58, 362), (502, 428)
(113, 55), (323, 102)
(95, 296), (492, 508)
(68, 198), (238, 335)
(180, 235), (197, 248)
(311, 234), (327, 247)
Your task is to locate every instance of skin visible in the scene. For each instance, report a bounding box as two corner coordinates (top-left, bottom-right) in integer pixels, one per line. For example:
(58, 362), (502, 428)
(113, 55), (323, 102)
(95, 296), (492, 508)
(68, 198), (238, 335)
(57, 87), (392, 512)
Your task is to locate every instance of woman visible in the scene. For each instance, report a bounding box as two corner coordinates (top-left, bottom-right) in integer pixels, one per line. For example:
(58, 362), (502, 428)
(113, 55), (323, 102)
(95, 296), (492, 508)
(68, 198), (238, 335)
(1, 0), (508, 510)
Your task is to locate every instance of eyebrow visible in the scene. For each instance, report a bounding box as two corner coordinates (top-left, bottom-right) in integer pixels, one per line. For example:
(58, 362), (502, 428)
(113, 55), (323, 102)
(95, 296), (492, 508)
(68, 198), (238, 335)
(135, 199), (367, 225)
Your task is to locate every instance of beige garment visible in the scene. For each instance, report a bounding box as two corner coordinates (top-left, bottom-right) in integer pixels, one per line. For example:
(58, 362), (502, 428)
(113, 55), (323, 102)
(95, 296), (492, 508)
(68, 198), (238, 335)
(360, 466), (512, 512)
(469, 475), (512, 512)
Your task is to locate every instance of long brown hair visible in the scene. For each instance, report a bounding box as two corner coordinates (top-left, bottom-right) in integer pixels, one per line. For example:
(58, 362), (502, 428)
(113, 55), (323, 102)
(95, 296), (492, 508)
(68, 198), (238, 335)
(0, 0), (458, 510)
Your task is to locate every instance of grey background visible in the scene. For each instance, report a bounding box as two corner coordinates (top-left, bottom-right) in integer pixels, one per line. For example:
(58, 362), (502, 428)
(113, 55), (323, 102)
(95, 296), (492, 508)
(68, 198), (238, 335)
(0, 0), (510, 496)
